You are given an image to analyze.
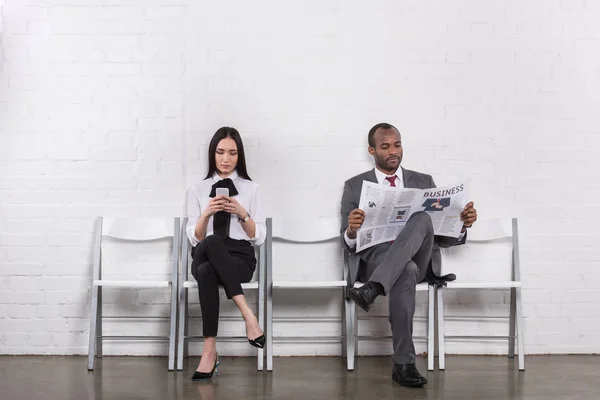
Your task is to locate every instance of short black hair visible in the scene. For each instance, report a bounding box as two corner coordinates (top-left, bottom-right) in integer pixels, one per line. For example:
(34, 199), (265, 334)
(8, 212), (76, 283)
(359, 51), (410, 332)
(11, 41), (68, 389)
(368, 122), (398, 147)
(204, 127), (252, 180)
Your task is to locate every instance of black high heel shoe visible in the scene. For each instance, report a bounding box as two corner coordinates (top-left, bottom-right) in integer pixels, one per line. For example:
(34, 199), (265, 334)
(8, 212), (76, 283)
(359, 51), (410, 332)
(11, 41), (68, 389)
(191, 354), (220, 381)
(248, 335), (266, 349)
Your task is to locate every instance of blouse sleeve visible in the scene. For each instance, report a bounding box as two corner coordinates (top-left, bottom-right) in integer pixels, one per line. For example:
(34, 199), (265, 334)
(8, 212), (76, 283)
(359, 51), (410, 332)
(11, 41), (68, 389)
(248, 183), (267, 246)
(185, 186), (201, 247)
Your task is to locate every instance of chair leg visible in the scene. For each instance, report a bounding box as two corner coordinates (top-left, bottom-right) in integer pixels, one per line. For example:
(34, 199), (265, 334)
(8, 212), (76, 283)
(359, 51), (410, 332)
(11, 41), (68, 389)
(508, 287), (516, 358)
(257, 291), (264, 371)
(96, 287), (103, 358)
(353, 301), (359, 357)
(87, 284), (99, 370)
(344, 298), (356, 371)
(184, 290), (189, 358)
(341, 290), (347, 359)
(427, 285), (435, 371)
(266, 285), (273, 371)
(437, 286), (445, 370)
(176, 286), (187, 371)
(168, 284), (177, 371)
(515, 287), (525, 371)
(346, 298), (355, 371)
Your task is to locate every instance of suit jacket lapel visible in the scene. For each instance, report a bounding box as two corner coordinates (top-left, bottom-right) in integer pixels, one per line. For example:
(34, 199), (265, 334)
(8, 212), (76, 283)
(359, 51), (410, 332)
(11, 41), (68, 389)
(402, 167), (416, 189)
(366, 169), (377, 184)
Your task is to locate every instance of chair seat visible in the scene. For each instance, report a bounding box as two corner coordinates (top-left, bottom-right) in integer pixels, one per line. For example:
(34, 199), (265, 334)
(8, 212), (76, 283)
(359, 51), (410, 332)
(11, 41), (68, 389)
(353, 281), (430, 291)
(93, 280), (171, 288)
(273, 280), (347, 289)
(183, 280), (259, 290)
(445, 281), (521, 289)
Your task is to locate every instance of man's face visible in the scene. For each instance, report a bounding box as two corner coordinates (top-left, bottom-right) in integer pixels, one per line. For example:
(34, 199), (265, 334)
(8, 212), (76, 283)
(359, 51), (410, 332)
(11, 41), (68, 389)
(369, 128), (402, 173)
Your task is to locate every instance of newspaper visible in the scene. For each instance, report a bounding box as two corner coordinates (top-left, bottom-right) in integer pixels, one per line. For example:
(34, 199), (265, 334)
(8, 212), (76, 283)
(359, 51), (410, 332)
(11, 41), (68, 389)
(356, 181), (470, 252)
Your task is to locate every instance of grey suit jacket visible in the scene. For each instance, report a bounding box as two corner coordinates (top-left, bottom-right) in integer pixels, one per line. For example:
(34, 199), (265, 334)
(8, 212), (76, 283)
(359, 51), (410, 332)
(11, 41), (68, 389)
(340, 167), (466, 286)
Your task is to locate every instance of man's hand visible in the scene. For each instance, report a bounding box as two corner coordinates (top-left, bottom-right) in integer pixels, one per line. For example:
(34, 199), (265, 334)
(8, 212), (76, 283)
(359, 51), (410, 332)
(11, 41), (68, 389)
(346, 208), (366, 239)
(460, 201), (477, 232)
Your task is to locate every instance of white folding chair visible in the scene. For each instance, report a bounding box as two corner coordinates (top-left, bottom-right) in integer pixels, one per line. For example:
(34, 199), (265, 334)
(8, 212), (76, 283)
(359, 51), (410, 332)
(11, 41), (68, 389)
(176, 217), (266, 371)
(437, 218), (525, 370)
(349, 281), (434, 371)
(265, 217), (352, 371)
(87, 217), (180, 371)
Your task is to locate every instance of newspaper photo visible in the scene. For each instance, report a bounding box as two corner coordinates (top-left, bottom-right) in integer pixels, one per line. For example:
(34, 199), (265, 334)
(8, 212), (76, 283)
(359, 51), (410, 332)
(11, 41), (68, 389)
(356, 181), (470, 252)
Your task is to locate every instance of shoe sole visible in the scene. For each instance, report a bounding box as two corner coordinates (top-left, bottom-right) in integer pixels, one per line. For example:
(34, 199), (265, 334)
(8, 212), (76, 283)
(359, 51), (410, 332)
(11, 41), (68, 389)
(393, 379), (427, 388)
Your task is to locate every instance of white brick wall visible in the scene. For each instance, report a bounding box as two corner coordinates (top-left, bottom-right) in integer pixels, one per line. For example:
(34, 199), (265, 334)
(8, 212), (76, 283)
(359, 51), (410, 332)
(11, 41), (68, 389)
(1, 0), (600, 356)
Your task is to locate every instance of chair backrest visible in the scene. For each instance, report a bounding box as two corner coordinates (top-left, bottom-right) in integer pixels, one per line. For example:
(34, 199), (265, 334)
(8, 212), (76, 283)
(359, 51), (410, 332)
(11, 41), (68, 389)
(267, 217), (345, 282)
(102, 217), (174, 240)
(440, 218), (520, 282)
(271, 217), (340, 243)
(93, 217), (181, 281)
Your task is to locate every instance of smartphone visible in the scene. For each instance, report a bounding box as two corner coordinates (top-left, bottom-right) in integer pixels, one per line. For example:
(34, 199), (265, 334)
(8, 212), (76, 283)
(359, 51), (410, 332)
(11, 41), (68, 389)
(215, 188), (229, 198)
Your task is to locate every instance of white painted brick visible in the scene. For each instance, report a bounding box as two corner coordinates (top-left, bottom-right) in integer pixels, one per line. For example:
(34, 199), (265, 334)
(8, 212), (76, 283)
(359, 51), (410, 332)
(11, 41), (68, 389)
(2, 0), (600, 357)
(0, 234), (47, 246)
(90, 147), (137, 161)
(138, 146), (181, 162)
(585, 0), (600, 10)
(95, 63), (141, 75)
(52, 332), (86, 348)
(459, 7), (505, 23)
(46, 233), (93, 247)
(8, 277), (38, 291)
(1, 205), (52, 219)
(37, 277), (89, 292)
(0, 263), (46, 277)
(137, 117), (183, 131)
(0, 291), (45, 305)
(43, 262), (93, 276)
(7, 305), (38, 319)
(3, 333), (30, 347)
(107, 132), (137, 147)
(0, 161), (52, 175)
(43, 290), (89, 305)
(27, 333), (56, 347)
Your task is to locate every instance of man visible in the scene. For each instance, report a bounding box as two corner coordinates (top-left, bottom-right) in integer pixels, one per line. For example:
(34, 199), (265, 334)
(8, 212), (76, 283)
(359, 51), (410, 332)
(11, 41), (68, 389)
(341, 123), (477, 387)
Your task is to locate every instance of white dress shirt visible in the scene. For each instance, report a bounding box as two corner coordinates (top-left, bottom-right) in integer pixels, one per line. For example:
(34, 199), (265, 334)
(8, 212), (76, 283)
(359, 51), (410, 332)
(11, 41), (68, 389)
(185, 170), (267, 247)
(344, 168), (464, 248)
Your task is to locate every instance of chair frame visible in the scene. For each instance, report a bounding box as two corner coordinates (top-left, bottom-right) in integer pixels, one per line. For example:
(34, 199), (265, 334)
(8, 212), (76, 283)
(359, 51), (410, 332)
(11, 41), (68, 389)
(87, 217), (180, 371)
(265, 217), (435, 371)
(348, 281), (435, 371)
(176, 217), (266, 371)
(265, 217), (350, 371)
(437, 217), (525, 371)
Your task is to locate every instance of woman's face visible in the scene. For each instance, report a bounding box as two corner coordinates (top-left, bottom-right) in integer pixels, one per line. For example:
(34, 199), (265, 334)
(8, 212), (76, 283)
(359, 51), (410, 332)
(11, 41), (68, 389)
(215, 137), (238, 176)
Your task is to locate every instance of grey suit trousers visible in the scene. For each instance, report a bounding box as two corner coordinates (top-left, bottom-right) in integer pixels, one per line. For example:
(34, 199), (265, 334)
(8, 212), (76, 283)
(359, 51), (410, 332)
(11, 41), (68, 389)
(358, 211), (434, 365)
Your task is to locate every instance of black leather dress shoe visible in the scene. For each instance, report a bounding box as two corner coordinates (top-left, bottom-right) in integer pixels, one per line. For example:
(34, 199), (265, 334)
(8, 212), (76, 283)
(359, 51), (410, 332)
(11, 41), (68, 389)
(392, 364), (427, 387)
(348, 281), (384, 312)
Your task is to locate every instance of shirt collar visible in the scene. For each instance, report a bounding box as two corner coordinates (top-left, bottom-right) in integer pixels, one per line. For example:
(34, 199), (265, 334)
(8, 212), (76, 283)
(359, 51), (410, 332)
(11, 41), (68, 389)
(212, 170), (239, 183)
(374, 167), (402, 185)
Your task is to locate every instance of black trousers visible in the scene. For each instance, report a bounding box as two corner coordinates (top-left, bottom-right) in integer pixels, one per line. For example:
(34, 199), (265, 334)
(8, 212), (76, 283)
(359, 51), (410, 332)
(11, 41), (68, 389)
(191, 235), (256, 337)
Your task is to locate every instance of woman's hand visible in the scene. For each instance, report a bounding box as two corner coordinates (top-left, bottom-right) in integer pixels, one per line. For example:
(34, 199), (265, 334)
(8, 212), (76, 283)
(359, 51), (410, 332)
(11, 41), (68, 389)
(202, 195), (229, 218)
(223, 197), (248, 219)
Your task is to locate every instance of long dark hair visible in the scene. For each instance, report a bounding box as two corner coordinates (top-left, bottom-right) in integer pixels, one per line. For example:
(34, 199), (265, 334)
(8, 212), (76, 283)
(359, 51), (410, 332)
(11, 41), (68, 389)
(204, 127), (252, 180)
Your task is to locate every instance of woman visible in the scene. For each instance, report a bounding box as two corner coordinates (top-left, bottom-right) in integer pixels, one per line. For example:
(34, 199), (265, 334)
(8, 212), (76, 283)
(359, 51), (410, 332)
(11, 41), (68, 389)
(185, 127), (266, 380)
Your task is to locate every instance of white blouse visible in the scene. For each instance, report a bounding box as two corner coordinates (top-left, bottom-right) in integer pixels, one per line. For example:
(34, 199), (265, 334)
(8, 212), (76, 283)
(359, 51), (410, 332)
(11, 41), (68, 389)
(185, 170), (267, 247)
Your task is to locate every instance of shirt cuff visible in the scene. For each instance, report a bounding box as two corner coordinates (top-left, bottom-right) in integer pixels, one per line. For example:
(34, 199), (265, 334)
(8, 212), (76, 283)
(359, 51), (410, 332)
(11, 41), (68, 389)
(344, 230), (357, 248)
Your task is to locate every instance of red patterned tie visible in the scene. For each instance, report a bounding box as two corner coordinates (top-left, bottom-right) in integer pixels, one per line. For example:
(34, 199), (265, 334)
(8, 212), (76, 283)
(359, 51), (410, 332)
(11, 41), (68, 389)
(385, 176), (397, 187)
